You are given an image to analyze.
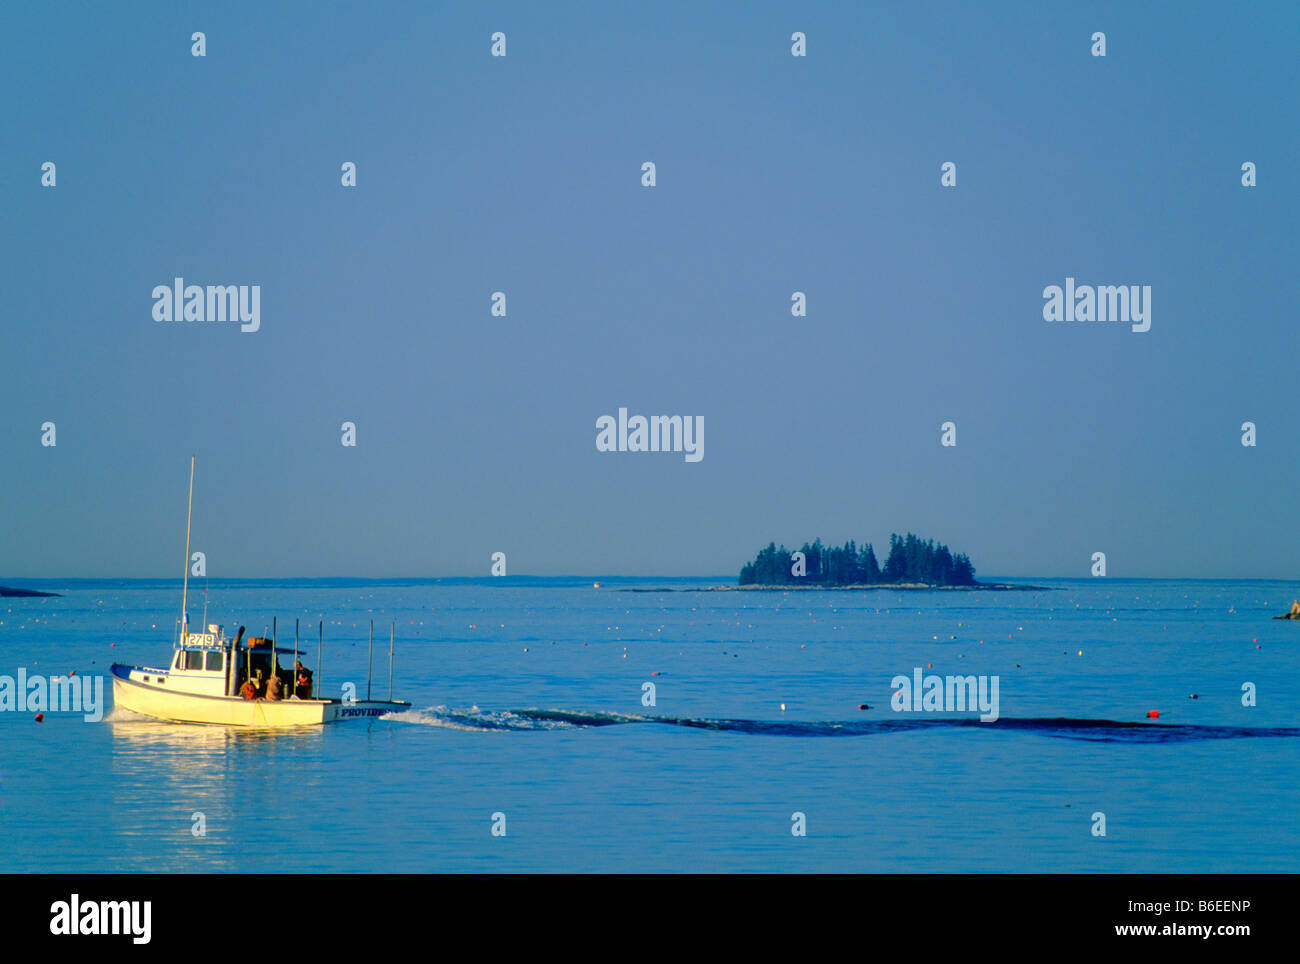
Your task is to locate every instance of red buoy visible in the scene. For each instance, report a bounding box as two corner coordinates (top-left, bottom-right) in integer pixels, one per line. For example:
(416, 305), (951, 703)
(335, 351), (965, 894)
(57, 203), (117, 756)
(1146, 710), (1159, 719)
(34, 713), (44, 723)
(858, 703), (870, 710)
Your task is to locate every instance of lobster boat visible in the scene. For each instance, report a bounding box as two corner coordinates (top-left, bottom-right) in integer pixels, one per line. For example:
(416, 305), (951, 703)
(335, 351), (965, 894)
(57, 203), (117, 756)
(110, 623), (408, 726)
(110, 458), (410, 727)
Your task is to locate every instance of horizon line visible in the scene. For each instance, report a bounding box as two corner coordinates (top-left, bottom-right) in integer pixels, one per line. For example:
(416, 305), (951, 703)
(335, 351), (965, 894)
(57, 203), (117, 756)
(4, 574), (1299, 584)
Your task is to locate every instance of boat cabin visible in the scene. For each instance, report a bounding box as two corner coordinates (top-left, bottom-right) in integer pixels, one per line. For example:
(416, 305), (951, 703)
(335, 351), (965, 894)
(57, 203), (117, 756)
(124, 624), (313, 700)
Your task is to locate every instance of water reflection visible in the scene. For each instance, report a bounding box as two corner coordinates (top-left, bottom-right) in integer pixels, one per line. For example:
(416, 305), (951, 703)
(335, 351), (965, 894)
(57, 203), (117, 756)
(109, 718), (324, 752)
(107, 719), (325, 871)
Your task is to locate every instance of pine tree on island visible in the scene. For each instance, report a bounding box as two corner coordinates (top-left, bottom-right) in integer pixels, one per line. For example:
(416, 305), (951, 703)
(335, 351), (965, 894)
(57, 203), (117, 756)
(737, 533), (977, 587)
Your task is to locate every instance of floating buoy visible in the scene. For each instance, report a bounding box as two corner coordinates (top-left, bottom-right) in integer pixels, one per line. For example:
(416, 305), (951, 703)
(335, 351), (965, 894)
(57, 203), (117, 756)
(858, 703), (870, 710)
(651, 671), (660, 676)
(34, 713), (43, 723)
(1189, 694), (1198, 699)
(593, 582), (600, 588)
(1077, 650), (1083, 656)
(779, 703), (786, 711)
(1146, 710), (1159, 719)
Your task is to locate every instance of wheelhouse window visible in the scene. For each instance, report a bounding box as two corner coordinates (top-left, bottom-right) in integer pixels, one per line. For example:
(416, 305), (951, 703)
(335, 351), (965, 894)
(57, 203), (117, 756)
(184, 650), (205, 671)
(204, 651), (224, 672)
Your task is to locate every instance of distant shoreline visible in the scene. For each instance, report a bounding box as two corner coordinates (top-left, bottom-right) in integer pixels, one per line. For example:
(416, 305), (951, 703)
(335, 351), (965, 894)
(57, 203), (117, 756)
(0, 586), (62, 597)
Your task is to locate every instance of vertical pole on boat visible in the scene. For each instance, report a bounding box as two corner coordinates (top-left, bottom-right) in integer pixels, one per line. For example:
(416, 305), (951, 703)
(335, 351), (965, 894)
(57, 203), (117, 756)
(272, 616), (277, 694)
(367, 620), (374, 701)
(180, 456), (194, 647)
(317, 621), (323, 699)
(388, 622), (394, 702)
(294, 618), (300, 698)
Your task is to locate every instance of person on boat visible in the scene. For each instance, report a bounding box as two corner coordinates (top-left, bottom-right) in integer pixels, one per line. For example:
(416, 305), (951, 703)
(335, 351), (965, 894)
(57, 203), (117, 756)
(265, 671), (283, 702)
(294, 660), (313, 699)
(1291, 599), (1300, 616)
(240, 678), (258, 700)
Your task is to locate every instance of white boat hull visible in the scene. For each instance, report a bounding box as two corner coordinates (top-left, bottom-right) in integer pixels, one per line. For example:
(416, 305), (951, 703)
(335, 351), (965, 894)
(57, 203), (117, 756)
(111, 665), (408, 727)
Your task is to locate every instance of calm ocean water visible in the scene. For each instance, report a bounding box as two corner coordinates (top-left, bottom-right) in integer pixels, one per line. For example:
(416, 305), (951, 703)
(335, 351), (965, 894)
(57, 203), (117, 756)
(2, 577), (1297, 872)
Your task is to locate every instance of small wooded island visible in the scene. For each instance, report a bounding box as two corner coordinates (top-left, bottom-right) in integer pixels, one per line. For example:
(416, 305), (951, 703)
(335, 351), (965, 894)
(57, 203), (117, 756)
(729, 533), (1038, 590)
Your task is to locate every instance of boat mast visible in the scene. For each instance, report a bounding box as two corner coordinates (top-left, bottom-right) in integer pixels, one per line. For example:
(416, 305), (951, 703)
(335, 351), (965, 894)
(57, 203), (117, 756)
(180, 456), (195, 647)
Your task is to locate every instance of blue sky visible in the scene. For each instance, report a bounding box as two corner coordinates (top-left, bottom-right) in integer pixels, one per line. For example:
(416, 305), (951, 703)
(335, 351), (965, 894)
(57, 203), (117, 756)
(1, 1), (1297, 578)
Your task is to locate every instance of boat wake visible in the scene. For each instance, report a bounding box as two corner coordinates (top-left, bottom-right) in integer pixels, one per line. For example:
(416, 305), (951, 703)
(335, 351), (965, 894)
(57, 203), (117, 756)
(380, 705), (605, 732)
(104, 706), (154, 723)
(383, 706), (1300, 743)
